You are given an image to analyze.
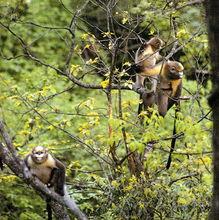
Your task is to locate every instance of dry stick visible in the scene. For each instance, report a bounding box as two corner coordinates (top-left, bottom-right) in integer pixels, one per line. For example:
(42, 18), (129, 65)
(65, 0), (90, 69)
(169, 173), (199, 186)
(175, 0), (205, 11)
(197, 109), (212, 123)
(118, 77), (136, 173)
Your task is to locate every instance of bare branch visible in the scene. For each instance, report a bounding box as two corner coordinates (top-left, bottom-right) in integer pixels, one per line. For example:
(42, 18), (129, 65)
(169, 173), (199, 186)
(65, 0), (90, 68)
(175, 0), (205, 11)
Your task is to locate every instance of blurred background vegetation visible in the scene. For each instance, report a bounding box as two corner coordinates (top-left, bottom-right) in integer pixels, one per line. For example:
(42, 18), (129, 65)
(0, 0), (211, 219)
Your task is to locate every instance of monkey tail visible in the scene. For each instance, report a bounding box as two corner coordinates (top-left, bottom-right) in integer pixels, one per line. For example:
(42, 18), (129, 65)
(166, 107), (178, 169)
(0, 156), (3, 170)
(46, 199), (52, 220)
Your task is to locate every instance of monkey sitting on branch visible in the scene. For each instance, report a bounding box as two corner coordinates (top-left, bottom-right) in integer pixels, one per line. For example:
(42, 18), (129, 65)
(136, 60), (184, 117)
(133, 37), (164, 115)
(23, 146), (66, 220)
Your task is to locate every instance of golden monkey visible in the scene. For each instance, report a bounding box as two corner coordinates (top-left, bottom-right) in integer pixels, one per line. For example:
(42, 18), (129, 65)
(133, 37), (164, 114)
(140, 60), (184, 116)
(24, 146), (66, 220)
(134, 36), (164, 93)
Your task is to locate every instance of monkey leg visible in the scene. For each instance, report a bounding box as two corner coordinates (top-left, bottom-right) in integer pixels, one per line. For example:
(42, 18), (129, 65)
(133, 75), (146, 93)
(149, 76), (158, 93)
(48, 168), (65, 196)
(46, 198), (53, 220)
(157, 90), (170, 117)
(142, 91), (155, 110)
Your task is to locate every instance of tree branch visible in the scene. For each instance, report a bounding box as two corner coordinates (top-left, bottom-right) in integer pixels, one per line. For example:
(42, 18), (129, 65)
(175, 0), (205, 11)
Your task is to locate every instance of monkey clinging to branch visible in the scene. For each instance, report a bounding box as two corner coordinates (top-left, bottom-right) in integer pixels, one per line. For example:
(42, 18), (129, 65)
(133, 37), (164, 114)
(23, 146), (66, 220)
(134, 36), (164, 92)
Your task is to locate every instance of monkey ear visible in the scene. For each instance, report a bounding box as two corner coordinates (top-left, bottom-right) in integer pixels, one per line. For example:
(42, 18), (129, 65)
(160, 40), (165, 47)
(166, 60), (171, 66)
(142, 42), (148, 47)
(42, 147), (48, 153)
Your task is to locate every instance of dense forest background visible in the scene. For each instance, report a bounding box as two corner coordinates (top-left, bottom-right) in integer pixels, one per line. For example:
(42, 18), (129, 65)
(0, 0), (211, 219)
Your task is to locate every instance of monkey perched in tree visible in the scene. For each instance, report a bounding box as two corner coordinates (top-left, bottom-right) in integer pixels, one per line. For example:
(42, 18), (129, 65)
(24, 146), (66, 220)
(134, 37), (164, 91)
(139, 60), (184, 116)
(133, 37), (164, 114)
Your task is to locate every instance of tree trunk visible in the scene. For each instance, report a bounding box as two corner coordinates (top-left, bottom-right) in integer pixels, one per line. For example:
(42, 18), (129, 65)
(205, 1), (219, 219)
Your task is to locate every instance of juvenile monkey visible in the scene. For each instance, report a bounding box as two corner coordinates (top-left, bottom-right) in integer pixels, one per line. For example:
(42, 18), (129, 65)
(133, 37), (164, 114)
(134, 36), (164, 93)
(139, 60), (184, 116)
(24, 146), (66, 220)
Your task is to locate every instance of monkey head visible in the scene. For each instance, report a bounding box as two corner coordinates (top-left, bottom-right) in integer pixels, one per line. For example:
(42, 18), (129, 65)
(166, 60), (184, 80)
(31, 146), (48, 164)
(146, 37), (164, 50)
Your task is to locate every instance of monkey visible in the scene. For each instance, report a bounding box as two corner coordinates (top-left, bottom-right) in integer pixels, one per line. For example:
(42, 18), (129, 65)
(133, 37), (164, 115)
(139, 60), (184, 117)
(134, 37), (164, 92)
(23, 146), (66, 220)
(138, 60), (183, 169)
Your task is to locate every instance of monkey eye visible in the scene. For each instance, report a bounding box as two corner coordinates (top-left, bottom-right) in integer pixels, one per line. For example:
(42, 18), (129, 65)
(170, 67), (175, 71)
(155, 42), (160, 48)
(36, 151), (43, 155)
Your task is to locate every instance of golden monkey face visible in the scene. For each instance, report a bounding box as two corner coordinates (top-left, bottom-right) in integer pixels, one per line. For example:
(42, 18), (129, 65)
(167, 61), (184, 80)
(147, 37), (164, 50)
(31, 146), (48, 164)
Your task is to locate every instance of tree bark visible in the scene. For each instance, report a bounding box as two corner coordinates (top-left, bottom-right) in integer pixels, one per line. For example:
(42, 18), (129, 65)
(205, 1), (219, 219)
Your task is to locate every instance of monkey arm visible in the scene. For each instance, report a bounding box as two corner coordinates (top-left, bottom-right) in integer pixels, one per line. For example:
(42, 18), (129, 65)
(156, 53), (163, 62)
(171, 80), (182, 97)
(133, 61), (161, 92)
(168, 80), (182, 110)
(140, 62), (164, 77)
(48, 159), (66, 196)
